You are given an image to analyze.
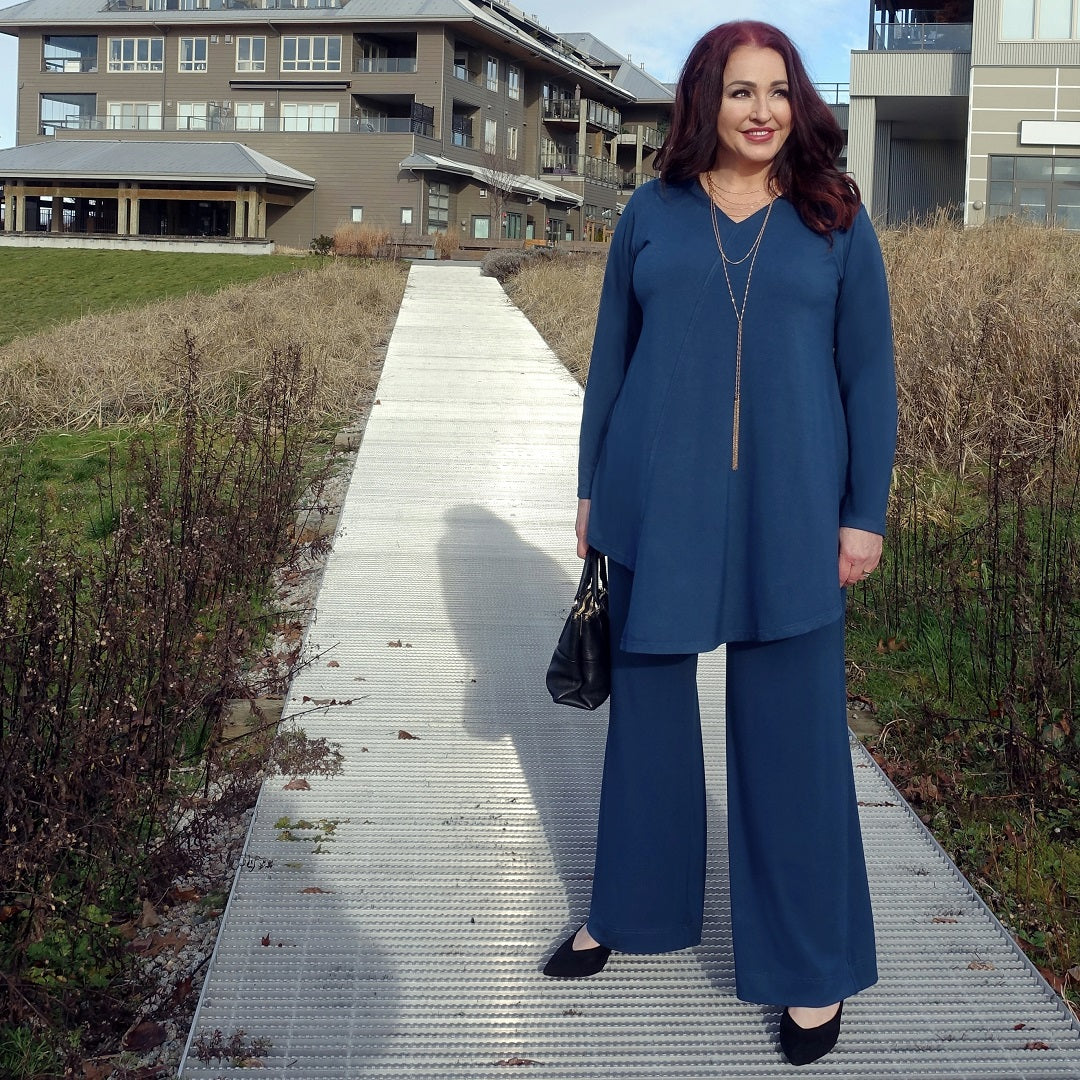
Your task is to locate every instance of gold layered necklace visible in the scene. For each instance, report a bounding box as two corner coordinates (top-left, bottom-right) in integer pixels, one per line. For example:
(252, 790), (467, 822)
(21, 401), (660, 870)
(705, 171), (775, 471)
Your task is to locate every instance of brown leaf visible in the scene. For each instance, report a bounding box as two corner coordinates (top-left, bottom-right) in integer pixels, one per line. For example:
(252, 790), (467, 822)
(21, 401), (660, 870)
(166, 885), (200, 905)
(1037, 965), (1066, 994)
(79, 1060), (116, 1080)
(968, 959), (995, 970)
(1067, 965), (1080, 981)
(138, 899), (161, 928)
(123, 1021), (167, 1051)
(494, 1059), (542, 1067)
(932, 917), (959, 924)
(300, 887), (332, 894)
(171, 974), (194, 1006)
(1024, 1042), (1051, 1051)
(261, 933), (272, 946)
(0, 903), (26, 923)
(283, 778), (312, 790)
(388, 639), (403, 647)
(397, 729), (420, 740)
(1014, 1023), (1028, 1030)
(327, 660), (341, 667)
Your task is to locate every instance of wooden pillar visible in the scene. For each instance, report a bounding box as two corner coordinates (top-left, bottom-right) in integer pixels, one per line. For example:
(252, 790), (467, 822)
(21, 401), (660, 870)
(129, 182), (140, 235)
(234, 186), (246, 238)
(3, 187), (15, 232)
(577, 108), (587, 174)
(50, 195), (64, 232)
(256, 192), (267, 238)
(14, 184), (27, 231)
(117, 184), (129, 235)
(635, 128), (644, 177)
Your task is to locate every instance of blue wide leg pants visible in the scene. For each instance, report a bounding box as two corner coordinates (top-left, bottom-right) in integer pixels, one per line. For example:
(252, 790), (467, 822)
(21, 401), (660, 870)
(586, 560), (878, 1007)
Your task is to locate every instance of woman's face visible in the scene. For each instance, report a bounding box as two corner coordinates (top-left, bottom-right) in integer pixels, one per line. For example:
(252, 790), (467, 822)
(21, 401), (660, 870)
(713, 45), (792, 173)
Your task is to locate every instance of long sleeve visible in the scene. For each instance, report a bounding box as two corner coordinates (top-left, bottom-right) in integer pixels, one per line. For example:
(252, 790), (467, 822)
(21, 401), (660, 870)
(834, 207), (897, 535)
(576, 198), (643, 499)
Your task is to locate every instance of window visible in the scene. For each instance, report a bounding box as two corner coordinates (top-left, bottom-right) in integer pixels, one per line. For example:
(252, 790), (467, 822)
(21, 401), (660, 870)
(351, 206), (363, 222)
(486, 56), (498, 92)
(453, 46), (469, 81)
(39, 92), (96, 134)
(1001, 0), (1079, 38)
(236, 36), (266, 73)
(401, 207), (413, 225)
(427, 181), (450, 233)
(987, 154), (1080, 228)
(177, 101), (210, 129)
(507, 64), (520, 100)
(178, 37), (207, 73)
(107, 101), (162, 130)
(484, 117), (497, 154)
(281, 36), (341, 72)
(107, 37), (164, 73)
(472, 215), (490, 239)
(234, 101), (265, 131)
(505, 211), (522, 240)
(281, 102), (339, 131)
(506, 125), (518, 160)
(43, 35), (97, 74)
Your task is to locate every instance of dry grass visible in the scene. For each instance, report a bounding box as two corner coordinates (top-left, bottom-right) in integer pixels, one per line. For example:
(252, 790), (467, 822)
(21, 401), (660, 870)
(0, 258), (408, 440)
(506, 219), (1080, 470)
(433, 227), (463, 259)
(333, 221), (393, 258)
(502, 253), (604, 382)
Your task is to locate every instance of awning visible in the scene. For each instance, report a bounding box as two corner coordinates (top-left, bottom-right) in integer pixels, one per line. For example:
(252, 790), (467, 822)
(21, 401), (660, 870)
(399, 152), (583, 208)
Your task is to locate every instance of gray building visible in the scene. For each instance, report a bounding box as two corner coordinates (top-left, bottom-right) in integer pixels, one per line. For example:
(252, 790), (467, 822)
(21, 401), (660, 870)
(0, 0), (673, 247)
(848, 0), (1080, 227)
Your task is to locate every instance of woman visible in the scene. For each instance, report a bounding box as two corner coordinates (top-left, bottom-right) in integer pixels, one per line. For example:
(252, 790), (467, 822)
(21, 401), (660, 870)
(542, 20), (896, 1068)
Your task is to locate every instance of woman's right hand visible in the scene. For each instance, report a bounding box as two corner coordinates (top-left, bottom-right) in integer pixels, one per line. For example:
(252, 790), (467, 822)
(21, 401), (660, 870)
(575, 499), (591, 559)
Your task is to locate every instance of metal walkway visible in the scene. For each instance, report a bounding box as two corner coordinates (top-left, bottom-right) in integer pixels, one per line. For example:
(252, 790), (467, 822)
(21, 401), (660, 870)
(181, 264), (1080, 1079)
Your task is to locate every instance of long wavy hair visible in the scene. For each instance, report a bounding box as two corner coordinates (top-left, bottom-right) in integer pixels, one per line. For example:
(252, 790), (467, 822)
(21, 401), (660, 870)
(654, 21), (859, 236)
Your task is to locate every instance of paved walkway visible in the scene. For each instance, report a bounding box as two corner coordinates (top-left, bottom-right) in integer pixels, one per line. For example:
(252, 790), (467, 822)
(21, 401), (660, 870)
(180, 264), (1080, 1078)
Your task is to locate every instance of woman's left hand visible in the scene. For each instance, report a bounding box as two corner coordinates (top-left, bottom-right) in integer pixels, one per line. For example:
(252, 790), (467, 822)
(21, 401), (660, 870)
(838, 527), (883, 587)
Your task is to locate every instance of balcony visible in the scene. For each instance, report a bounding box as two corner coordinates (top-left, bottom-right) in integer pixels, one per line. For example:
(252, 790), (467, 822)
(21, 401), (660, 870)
(871, 22), (972, 51)
(621, 170), (655, 190)
(542, 98), (621, 133)
(540, 150), (620, 186)
(45, 114), (430, 134)
(354, 56), (417, 73)
(43, 57), (98, 73)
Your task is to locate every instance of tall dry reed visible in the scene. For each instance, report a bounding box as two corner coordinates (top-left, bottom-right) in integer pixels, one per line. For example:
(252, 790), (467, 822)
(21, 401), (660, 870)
(0, 258), (408, 440)
(332, 221), (392, 258)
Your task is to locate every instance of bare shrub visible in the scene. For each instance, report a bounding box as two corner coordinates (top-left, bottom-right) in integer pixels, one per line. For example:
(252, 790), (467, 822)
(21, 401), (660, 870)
(433, 227), (462, 260)
(332, 222), (392, 258)
(0, 259), (407, 440)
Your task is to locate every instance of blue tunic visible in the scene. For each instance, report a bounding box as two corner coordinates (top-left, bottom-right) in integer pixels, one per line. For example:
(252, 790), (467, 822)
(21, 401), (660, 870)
(578, 178), (897, 653)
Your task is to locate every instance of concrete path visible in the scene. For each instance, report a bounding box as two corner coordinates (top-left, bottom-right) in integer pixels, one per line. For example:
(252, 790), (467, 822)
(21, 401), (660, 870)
(180, 263), (1080, 1078)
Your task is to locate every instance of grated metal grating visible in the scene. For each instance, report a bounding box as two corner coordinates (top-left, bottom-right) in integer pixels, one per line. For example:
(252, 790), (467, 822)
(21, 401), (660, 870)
(180, 264), (1080, 1079)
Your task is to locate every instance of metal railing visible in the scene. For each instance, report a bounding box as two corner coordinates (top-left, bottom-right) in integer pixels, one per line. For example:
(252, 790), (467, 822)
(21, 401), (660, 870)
(619, 123), (663, 148)
(102, 0), (343, 10)
(539, 150), (620, 186)
(814, 82), (850, 105)
(45, 114), (431, 134)
(542, 98), (621, 132)
(620, 171), (655, 190)
(872, 22), (972, 51)
(451, 128), (474, 148)
(354, 56), (417, 73)
(43, 57), (98, 72)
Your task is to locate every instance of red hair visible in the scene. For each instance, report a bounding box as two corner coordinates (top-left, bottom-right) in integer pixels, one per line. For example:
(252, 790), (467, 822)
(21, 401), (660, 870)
(654, 21), (859, 236)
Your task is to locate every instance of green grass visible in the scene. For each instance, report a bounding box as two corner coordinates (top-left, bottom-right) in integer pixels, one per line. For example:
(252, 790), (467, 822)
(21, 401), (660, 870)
(0, 249), (321, 346)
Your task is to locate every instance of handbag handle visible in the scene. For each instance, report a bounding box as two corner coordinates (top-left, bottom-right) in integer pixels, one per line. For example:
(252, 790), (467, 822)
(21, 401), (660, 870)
(573, 548), (607, 618)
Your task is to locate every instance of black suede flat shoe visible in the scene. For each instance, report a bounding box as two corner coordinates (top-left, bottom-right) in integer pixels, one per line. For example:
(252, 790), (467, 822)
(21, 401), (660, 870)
(542, 930), (611, 978)
(779, 1001), (843, 1066)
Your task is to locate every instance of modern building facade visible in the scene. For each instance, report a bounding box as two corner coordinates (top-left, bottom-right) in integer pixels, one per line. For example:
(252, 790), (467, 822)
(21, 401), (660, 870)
(848, 0), (1080, 227)
(0, 0), (673, 247)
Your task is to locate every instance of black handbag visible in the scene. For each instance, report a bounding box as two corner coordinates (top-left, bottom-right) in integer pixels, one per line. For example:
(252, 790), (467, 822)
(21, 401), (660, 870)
(546, 548), (611, 710)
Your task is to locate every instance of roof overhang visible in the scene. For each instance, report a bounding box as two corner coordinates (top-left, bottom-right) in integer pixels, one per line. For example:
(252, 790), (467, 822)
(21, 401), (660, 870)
(399, 152), (584, 207)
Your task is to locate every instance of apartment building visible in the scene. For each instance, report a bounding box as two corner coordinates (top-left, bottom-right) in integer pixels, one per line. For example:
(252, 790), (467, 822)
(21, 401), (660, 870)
(0, 0), (673, 247)
(848, 0), (1080, 227)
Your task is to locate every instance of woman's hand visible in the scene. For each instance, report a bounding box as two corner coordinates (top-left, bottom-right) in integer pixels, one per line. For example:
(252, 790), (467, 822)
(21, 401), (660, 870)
(576, 499), (591, 559)
(838, 527), (882, 587)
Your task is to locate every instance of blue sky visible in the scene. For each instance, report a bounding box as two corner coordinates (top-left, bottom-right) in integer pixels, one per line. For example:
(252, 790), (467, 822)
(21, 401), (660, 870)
(0, 0), (870, 148)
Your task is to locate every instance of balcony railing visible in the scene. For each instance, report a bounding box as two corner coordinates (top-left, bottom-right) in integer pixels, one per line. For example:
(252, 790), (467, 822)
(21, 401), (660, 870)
(354, 56), (417, 73)
(620, 170), (655, 190)
(451, 128), (474, 148)
(620, 123), (663, 148)
(539, 150), (620, 186)
(45, 114), (431, 134)
(814, 82), (849, 105)
(43, 57), (98, 73)
(102, 0), (343, 10)
(542, 98), (621, 132)
(872, 22), (972, 51)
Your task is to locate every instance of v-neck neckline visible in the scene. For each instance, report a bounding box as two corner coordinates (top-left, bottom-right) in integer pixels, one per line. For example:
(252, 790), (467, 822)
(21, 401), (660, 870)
(693, 176), (781, 226)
